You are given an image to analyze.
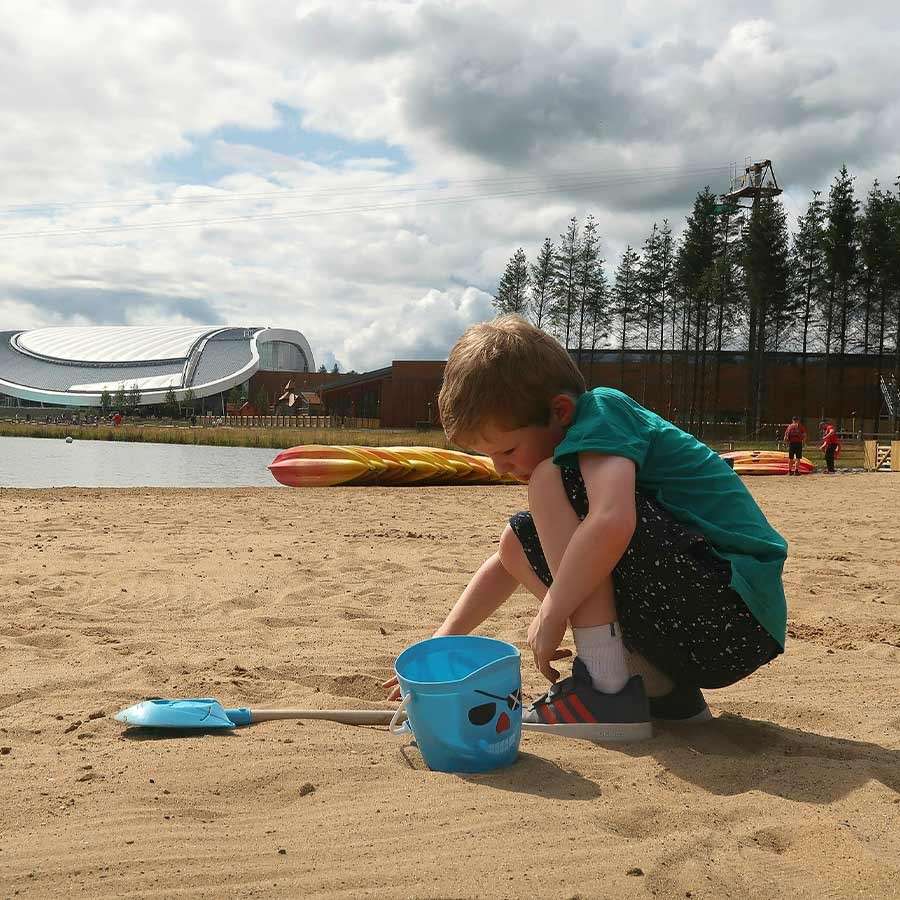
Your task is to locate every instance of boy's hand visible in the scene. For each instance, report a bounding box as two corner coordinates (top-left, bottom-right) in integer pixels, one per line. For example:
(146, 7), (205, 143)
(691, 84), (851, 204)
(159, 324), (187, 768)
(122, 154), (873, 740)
(382, 675), (401, 702)
(527, 606), (570, 683)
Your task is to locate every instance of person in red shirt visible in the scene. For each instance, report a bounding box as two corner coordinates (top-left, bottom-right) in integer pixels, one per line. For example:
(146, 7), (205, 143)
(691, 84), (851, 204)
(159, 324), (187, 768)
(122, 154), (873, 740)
(820, 422), (842, 473)
(782, 416), (808, 475)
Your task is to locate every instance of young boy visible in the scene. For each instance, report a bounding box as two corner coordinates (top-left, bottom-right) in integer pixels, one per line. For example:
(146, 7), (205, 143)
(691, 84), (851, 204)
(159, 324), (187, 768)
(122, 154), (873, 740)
(386, 316), (787, 741)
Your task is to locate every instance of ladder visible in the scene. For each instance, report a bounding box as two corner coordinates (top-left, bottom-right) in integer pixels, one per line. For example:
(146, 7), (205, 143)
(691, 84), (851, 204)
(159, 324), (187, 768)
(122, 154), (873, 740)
(881, 374), (899, 418)
(864, 440), (899, 471)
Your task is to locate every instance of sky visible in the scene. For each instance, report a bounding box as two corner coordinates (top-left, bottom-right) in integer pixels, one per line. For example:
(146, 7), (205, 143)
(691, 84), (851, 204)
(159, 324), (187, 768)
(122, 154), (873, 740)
(1, 1), (898, 372)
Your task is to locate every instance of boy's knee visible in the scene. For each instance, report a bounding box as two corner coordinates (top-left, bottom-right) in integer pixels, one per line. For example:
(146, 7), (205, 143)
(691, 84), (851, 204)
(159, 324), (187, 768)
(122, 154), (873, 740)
(498, 523), (523, 572)
(526, 458), (563, 504)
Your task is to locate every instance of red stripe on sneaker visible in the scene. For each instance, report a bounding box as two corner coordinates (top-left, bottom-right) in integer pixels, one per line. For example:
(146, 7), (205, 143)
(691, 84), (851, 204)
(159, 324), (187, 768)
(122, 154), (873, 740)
(566, 695), (597, 723)
(554, 698), (578, 724)
(539, 703), (558, 725)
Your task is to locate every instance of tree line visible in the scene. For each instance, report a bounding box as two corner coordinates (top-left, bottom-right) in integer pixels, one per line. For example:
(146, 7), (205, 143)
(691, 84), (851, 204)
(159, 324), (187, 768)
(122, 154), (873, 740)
(493, 165), (900, 435)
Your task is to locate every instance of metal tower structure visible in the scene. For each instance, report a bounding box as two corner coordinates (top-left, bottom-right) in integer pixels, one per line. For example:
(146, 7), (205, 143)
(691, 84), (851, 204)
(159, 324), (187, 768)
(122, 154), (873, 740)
(724, 159), (784, 436)
(724, 158), (782, 208)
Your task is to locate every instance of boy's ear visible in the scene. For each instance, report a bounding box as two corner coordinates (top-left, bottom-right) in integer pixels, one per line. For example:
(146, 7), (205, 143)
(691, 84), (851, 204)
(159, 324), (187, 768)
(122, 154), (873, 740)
(549, 393), (576, 427)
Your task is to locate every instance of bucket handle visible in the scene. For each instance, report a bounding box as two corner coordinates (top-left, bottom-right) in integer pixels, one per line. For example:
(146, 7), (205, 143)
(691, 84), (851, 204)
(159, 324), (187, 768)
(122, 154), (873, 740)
(388, 693), (411, 736)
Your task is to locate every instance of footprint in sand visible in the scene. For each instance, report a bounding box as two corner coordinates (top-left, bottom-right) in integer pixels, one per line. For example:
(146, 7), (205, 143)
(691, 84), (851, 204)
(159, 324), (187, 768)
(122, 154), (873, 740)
(324, 673), (386, 702)
(746, 825), (793, 855)
(219, 595), (262, 612)
(15, 631), (69, 650)
(341, 607), (374, 620)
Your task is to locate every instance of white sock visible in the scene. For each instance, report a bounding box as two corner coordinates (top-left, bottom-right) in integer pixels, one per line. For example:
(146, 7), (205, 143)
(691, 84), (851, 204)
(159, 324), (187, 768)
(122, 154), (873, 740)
(574, 623), (629, 694)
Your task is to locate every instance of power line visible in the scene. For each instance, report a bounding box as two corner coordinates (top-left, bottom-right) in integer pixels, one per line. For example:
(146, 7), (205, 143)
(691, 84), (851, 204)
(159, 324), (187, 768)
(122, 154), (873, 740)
(0, 163), (732, 217)
(0, 166), (732, 241)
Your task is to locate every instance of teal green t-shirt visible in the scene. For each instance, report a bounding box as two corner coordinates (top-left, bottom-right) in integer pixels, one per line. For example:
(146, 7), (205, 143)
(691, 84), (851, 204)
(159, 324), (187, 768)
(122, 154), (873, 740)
(553, 388), (787, 646)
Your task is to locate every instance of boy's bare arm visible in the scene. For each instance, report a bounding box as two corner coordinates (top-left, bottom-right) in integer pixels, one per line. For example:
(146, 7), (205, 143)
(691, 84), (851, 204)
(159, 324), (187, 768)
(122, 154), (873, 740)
(433, 552), (518, 636)
(539, 453), (637, 626)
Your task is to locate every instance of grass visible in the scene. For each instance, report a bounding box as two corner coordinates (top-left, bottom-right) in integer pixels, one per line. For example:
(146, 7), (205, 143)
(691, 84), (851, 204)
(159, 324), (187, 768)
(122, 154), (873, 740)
(0, 420), (450, 450)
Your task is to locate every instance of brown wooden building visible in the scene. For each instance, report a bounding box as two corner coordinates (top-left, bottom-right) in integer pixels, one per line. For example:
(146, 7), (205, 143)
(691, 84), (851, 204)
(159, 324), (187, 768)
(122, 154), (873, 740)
(320, 351), (897, 433)
(319, 361), (444, 427)
(593, 349), (896, 433)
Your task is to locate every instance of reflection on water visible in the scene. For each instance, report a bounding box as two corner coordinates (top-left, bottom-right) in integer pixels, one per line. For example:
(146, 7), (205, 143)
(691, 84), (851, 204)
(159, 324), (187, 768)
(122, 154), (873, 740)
(0, 435), (283, 488)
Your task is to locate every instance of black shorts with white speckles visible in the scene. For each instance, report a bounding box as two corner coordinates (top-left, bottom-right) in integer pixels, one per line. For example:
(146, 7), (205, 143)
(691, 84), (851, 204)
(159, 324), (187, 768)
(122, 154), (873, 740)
(509, 462), (782, 689)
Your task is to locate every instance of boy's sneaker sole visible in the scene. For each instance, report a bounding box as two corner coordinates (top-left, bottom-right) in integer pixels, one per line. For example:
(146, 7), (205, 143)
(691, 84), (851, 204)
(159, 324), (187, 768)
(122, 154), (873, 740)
(522, 659), (652, 743)
(522, 720), (653, 741)
(649, 685), (712, 723)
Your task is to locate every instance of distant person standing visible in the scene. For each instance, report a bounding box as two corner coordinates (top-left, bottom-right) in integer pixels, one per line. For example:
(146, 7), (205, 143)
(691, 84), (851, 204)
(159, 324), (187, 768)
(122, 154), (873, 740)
(783, 416), (807, 476)
(820, 423), (841, 473)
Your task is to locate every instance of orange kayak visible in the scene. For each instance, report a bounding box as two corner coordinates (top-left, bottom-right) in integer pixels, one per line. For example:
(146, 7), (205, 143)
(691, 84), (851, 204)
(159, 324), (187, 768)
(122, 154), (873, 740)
(720, 450), (815, 475)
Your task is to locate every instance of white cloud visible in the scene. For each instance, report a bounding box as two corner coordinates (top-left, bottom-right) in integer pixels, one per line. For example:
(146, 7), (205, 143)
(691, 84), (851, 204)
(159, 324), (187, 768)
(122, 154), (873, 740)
(1, 0), (898, 373)
(339, 287), (494, 371)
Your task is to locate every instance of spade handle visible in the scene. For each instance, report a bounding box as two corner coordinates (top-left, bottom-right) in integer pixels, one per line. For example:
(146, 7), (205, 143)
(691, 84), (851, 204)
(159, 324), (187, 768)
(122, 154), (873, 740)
(243, 708), (396, 726)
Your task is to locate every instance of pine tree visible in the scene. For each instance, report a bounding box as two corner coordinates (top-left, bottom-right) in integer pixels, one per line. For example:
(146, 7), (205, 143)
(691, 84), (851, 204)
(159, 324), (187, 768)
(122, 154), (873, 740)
(743, 196), (790, 434)
(708, 206), (742, 429)
(790, 190), (827, 419)
(573, 215), (604, 368)
(636, 224), (666, 404)
(528, 238), (555, 329)
(890, 179), (900, 431)
(611, 245), (641, 390)
(583, 252), (609, 388)
(100, 387), (112, 414)
(742, 194), (791, 434)
(675, 188), (720, 431)
(822, 165), (860, 424)
(859, 182), (894, 424)
(493, 248), (530, 316)
(655, 220), (676, 412)
(551, 217), (580, 348)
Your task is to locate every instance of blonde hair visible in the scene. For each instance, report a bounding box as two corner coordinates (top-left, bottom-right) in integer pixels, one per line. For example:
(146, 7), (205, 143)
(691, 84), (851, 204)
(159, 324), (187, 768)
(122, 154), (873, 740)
(438, 315), (586, 442)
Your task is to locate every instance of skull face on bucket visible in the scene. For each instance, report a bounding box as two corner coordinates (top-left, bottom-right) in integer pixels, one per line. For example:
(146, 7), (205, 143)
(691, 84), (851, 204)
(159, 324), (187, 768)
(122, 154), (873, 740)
(394, 635), (523, 773)
(467, 687), (522, 756)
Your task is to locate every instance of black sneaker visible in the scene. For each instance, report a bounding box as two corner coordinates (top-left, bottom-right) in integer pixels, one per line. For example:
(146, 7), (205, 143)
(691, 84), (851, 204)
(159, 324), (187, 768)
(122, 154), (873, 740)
(522, 657), (652, 742)
(649, 685), (712, 723)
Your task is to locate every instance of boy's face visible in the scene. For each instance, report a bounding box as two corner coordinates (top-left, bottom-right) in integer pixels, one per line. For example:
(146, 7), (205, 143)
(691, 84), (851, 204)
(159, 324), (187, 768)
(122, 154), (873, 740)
(464, 394), (576, 482)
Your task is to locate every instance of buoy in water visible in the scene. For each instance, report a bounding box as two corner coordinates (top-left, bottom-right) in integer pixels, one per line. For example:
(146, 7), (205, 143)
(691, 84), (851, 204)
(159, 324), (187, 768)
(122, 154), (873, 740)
(65, 436), (74, 443)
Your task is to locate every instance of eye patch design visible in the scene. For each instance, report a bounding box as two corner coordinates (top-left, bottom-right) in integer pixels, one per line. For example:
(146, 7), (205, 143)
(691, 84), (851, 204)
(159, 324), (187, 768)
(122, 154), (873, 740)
(467, 702), (496, 725)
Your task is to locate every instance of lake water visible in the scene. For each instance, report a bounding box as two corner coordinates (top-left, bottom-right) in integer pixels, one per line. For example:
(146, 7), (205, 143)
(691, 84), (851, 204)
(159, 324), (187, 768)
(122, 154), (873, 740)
(0, 435), (284, 488)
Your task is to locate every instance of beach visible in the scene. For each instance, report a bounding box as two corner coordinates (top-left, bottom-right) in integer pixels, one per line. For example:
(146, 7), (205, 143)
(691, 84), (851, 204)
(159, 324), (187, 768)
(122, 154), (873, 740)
(1, 476), (899, 899)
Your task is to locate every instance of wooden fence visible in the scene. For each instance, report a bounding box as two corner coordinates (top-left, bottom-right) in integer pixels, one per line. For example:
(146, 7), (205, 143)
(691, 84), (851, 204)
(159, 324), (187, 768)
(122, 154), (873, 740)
(208, 415), (381, 429)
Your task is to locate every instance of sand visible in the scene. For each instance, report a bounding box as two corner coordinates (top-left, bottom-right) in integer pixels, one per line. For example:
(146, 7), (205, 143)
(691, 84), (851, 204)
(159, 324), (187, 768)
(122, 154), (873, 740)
(1, 476), (899, 899)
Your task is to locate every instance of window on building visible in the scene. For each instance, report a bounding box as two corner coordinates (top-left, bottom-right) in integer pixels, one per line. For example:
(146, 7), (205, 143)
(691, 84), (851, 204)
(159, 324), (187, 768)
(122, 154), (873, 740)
(258, 341), (309, 372)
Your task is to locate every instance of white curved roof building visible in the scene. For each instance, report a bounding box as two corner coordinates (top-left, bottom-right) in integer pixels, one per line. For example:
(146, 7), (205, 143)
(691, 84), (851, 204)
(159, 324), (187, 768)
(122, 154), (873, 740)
(0, 326), (315, 407)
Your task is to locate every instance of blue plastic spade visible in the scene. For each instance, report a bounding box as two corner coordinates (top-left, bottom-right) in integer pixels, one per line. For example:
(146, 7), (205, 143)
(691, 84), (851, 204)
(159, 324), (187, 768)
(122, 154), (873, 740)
(114, 698), (394, 729)
(114, 698), (252, 729)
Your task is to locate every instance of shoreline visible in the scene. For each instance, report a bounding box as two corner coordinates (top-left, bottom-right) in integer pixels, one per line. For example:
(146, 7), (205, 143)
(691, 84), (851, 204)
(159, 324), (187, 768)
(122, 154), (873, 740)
(0, 423), (872, 469)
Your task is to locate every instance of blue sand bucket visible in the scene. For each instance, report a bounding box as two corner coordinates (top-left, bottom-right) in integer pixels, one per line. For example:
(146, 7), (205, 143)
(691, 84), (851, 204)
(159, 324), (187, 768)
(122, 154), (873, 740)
(389, 635), (522, 773)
